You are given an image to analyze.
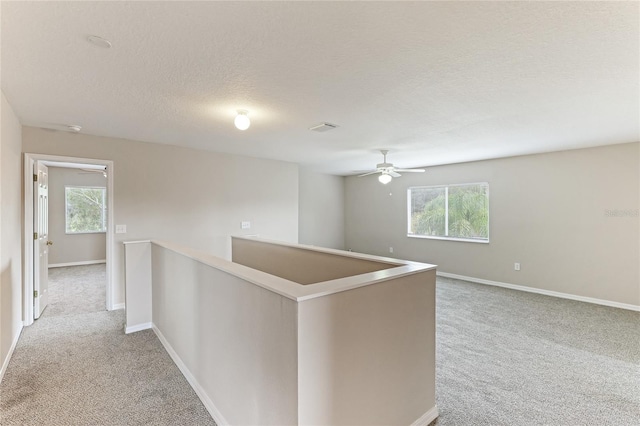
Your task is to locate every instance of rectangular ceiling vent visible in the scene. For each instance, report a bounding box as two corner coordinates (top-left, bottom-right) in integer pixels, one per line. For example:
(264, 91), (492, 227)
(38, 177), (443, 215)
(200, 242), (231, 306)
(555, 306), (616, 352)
(309, 122), (339, 132)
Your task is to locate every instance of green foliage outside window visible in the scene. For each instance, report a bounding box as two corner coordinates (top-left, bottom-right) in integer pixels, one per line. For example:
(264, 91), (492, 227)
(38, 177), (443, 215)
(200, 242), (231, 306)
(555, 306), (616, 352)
(66, 187), (107, 233)
(409, 184), (489, 241)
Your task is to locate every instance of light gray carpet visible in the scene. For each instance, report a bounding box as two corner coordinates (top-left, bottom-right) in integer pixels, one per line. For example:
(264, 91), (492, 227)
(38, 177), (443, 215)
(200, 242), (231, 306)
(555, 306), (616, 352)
(0, 266), (215, 426)
(432, 277), (640, 425)
(44, 264), (107, 318)
(2, 267), (638, 425)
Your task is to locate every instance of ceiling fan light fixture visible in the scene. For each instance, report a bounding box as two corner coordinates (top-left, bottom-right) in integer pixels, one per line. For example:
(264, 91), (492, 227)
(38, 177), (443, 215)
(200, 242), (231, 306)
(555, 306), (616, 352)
(358, 150), (426, 182)
(234, 110), (250, 130)
(378, 173), (392, 184)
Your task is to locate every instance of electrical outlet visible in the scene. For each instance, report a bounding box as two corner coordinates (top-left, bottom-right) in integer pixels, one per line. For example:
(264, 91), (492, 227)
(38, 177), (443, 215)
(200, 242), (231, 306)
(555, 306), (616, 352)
(241, 221), (251, 229)
(389, 247), (394, 253)
(514, 262), (521, 271)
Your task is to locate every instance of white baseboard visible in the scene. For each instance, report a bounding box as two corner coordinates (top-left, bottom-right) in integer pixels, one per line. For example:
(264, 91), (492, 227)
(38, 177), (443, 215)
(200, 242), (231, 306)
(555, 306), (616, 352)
(111, 303), (125, 310)
(437, 272), (640, 312)
(0, 323), (23, 384)
(125, 322), (152, 334)
(153, 325), (229, 425)
(49, 259), (106, 268)
(410, 405), (439, 426)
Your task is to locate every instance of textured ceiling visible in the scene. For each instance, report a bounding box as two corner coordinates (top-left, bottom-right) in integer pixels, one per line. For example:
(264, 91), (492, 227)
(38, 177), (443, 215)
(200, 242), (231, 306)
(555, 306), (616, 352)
(2, 1), (638, 175)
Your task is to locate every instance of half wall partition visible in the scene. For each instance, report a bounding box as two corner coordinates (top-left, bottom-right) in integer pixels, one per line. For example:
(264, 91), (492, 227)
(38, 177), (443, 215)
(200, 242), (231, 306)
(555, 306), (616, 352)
(124, 236), (437, 425)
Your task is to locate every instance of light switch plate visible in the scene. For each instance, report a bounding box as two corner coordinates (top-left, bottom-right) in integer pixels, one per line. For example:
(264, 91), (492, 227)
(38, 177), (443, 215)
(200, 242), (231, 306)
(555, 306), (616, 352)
(115, 224), (127, 234)
(241, 221), (251, 229)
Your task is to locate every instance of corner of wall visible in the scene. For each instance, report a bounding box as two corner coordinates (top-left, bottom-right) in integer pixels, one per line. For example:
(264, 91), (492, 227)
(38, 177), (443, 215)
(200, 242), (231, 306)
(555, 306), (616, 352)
(298, 169), (346, 250)
(0, 90), (24, 382)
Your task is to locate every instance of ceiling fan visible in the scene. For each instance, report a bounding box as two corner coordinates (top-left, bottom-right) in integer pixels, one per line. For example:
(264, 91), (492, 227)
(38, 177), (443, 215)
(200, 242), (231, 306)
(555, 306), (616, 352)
(358, 150), (425, 184)
(79, 167), (107, 178)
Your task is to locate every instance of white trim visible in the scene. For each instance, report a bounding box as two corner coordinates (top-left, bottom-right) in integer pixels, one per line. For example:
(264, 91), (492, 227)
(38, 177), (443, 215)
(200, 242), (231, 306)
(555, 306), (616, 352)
(64, 232), (106, 235)
(407, 234), (490, 244)
(23, 155), (35, 325)
(23, 153), (116, 326)
(0, 323), (23, 384)
(152, 325), (229, 425)
(64, 185), (107, 234)
(407, 182), (490, 243)
(112, 303), (125, 310)
(125, 322), (152, 334)
(157, 238), (435, 302)
(49, 259), (106, 268)
(122, 240), (152, 245)
(437, 272), (640, 312)
(410, 405), (439, 426)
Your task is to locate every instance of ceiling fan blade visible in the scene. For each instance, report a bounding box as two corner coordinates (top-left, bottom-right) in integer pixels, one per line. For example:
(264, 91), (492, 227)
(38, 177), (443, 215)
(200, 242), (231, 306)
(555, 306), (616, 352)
(395, 168), (425, 173)
(79, 168), (108, 177)
(361, 151), (424, 180)
(358, 170), (381, 177)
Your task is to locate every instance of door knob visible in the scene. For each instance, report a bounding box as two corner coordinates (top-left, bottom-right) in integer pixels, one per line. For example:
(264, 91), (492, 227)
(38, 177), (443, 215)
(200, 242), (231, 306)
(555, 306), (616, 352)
(46, 241), (53, 246)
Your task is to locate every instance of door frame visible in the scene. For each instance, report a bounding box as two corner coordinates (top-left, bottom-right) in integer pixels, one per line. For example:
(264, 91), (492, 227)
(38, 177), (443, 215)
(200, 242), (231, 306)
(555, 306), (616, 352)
(23, 153), (115, 326)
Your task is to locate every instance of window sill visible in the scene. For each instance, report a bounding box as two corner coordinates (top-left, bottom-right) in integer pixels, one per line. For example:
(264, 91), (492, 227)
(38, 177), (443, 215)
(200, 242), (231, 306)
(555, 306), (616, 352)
(407, 234), (489, 244)
(65, 231), (107, 235)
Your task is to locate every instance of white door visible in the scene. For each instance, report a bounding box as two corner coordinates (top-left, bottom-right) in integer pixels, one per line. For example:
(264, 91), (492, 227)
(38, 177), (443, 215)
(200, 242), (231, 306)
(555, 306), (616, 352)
(34, 161), (51, 319)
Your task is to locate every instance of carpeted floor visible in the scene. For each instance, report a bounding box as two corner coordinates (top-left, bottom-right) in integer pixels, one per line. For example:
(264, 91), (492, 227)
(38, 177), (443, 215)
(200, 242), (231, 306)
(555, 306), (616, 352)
(0, 265), (215, 426)
(432, 277), (640, 425)
(44, 264), (107, 318)
(1, 267), (638, 425)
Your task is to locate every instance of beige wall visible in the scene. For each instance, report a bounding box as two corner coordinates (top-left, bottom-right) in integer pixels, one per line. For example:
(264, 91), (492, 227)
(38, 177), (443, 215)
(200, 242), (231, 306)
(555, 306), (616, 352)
(123, 241), (152, 333)
(232, 237), (395, 285)
(152, 245), (299, 425)
(47, 167), (107, 265)
(141, 239), (436, 424)
(298, 269), (436, 425)
(23, 126), (299, 306)
(298, 168), (345, 249)
(345, 142), (640, 307)
(1, 92), (23, 379)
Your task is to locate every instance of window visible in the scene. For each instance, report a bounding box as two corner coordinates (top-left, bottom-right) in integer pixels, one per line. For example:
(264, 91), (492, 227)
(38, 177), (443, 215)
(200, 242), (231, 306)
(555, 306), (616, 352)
(408, 183), (489, 242)
(65, 186), (107, 234)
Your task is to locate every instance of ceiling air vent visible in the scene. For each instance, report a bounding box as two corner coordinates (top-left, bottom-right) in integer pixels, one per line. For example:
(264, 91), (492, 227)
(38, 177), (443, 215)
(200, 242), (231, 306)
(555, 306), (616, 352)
(309, 122), (339, 132)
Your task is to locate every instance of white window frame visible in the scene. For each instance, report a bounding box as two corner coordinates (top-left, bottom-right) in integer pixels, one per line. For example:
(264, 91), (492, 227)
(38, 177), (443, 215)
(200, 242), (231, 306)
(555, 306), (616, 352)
(407, 182), (490, 243)
(65, 185), (107, 234)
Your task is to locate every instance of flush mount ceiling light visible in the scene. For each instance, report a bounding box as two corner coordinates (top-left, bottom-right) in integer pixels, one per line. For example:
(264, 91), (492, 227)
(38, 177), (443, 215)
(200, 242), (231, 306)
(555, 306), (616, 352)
(378, 173), (393, 184)
(87, 35), (112, 49)
(234, 110), (250, 130)
(67, 124), (82, 132)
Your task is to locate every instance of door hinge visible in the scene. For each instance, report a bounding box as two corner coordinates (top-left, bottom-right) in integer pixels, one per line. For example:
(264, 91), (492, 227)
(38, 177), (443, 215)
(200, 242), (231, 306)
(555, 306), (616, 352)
(33, 173), (38, 182)
(34, 232), (38, 240)
(34, 290), (38, 298)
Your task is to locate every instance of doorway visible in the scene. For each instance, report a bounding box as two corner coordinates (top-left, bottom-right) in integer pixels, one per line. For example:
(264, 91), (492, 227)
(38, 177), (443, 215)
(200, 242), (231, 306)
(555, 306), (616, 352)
(23, 153), (115, 326)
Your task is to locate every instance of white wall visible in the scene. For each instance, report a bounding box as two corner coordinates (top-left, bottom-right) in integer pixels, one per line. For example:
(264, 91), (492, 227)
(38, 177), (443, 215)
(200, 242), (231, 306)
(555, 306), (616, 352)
(23, 126), (299, 307)
(345, 142), (640, 307)
(298, 168), (345, 249)
(47, 167), (107, 265)
(0, 92), (23, 380)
